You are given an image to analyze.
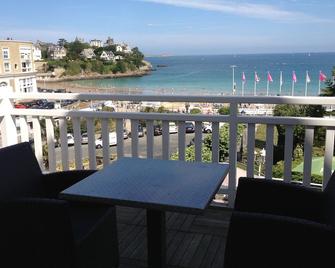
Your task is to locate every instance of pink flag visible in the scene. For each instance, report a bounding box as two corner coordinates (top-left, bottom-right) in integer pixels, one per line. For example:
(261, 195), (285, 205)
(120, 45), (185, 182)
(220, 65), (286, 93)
(267, 71), (273, 82)
(255, 72), (260, 82)
(242, 72), (246, 82)
(292, 71), (297, 83)
(319, 71), (327, 81)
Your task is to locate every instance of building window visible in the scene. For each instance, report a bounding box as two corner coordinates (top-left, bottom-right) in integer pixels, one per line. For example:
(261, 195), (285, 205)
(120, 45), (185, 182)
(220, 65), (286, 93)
(19, 78), (33, 93)
(4, 62), (11, 72)
(21, 62), (32, 72)
(2, 48), (9, 59)
(0, 82), (8, 87)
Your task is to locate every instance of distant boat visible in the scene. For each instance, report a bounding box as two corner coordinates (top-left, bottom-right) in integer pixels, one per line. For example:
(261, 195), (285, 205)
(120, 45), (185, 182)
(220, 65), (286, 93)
(157, 64), (168, 68)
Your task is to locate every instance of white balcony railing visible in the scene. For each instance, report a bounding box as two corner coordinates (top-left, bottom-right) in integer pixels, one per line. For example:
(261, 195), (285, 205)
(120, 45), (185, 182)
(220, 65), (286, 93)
(1, 92), (335, 206)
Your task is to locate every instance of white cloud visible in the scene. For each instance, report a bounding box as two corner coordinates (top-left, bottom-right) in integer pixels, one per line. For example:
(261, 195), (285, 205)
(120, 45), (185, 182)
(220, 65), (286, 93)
(139, 0), (330, 22)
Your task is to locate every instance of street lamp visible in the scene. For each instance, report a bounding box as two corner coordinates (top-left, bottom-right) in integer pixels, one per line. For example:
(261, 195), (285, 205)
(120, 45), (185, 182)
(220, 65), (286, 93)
(230, 65), (237, 95)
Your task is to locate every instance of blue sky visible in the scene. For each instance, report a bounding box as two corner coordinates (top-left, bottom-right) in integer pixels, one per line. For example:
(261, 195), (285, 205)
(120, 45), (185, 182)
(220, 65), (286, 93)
(1, 0), (334, 55)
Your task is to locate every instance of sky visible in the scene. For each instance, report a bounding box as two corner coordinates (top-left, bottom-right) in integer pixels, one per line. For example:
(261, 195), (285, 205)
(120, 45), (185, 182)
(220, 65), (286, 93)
(1, 0), (334, 55)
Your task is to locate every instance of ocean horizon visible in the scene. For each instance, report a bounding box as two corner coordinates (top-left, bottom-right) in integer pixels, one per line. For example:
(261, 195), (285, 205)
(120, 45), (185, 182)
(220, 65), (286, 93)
(71, 52), (335, 96)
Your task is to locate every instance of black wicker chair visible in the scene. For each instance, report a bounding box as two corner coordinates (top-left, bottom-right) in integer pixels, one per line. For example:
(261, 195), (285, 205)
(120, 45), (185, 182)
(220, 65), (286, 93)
(224, 176), (335, 268)
(0, 142), (119, 268)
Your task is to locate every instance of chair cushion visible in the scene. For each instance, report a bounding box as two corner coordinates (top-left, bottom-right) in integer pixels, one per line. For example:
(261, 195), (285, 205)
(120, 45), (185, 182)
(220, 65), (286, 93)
(0, 142), (44, 199)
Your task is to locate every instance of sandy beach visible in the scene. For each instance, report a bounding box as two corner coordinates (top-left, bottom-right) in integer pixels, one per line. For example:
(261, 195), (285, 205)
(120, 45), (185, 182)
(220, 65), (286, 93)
(36, 80), (217, 114)
(37, 80), (145, 95)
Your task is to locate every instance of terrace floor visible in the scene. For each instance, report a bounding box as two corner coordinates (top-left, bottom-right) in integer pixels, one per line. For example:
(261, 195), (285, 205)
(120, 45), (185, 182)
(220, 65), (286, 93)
(116, 205), (232, 268)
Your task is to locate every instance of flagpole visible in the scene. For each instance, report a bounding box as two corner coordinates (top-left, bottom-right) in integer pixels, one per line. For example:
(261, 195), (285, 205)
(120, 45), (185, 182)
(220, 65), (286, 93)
(279, 71), (282, 95)
(305, 71), (308, 97)
(318, 71), (321, 95)
(291, 80), (294, 96)
(254, 80), (257, 96)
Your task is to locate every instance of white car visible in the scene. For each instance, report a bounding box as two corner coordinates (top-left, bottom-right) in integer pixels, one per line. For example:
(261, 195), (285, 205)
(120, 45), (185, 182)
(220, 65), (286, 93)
(169, 122), (178, 134)
(95, 132), (117, 148)
(202, 123), (212, 133)
(81, 133), (88, 144)
(67, 133), (75, 145)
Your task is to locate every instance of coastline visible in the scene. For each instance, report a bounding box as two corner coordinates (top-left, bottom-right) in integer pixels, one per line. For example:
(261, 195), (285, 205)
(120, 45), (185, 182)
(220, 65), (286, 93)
(37, 69), (151, 83)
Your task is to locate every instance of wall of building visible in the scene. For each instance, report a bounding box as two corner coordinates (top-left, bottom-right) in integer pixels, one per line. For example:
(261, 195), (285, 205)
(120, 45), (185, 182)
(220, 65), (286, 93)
(0, 40), (37, 93)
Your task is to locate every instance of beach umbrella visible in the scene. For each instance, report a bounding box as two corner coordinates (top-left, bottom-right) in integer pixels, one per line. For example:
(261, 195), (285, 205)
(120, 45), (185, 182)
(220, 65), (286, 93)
(292, 157), (335, 176)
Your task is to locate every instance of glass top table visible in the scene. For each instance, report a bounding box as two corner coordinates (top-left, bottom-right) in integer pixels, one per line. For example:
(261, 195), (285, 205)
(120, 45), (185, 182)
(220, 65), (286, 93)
(60, 157), (229, 268)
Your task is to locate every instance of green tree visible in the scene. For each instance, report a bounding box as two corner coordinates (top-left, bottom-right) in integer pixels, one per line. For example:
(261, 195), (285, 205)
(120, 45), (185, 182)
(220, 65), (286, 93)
(320, 67), (335, 96)
(218, 106), (230, 115)
(113, 61), (127, 73)
(64, 61), (81, 75)
(57, 38), (68, 47)
(66, 41), (90, 60)
(171, 145), (212, 163)
(171, 124), (244, 162)
(157, 106), (168, 113)
(273, 104), (324, 163)
(190, 108), (201, 114)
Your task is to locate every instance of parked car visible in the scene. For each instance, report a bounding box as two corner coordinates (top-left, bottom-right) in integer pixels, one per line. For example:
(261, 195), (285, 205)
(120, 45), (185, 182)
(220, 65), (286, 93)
(202, 123), (212, 133)
(123, 129), (129, 139)
(95, 132), (117, 148)
(185, 121), (195, 133)
(35, 99), (48, 107)
(14, 103), (27, 109)
(129, 125), (144, 138)
(41, 102), (55, 109)
(67, 133), (75, 146)
(169, 122), (178, 134)
(81, 133), (88, 144)
(153, 125), (162, 136)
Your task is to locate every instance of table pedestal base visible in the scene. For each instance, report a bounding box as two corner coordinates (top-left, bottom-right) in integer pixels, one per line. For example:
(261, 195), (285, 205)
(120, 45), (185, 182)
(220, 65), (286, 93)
(147, 209), (166, 268)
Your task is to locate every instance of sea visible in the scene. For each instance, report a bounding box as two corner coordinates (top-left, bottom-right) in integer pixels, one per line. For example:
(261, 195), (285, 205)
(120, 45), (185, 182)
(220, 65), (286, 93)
(72, 53), (335, 96)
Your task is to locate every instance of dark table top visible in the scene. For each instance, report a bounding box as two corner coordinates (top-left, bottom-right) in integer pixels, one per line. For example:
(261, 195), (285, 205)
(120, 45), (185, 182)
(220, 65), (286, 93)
(60, 158), (229, 213)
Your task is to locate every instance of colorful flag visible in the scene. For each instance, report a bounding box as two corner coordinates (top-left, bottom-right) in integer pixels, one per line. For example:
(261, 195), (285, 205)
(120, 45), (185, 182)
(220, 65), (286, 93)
(242, 72), (246, 82)
(267, 71), (273, 82)
(306, 71), (311, 83)
(319, 71), (327, 81)
(255, 72), (260, 83)
(292, 71), (297, 83)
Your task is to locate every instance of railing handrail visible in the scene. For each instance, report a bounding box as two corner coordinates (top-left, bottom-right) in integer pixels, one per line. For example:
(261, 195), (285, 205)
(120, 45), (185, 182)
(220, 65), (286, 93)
(10, 108), (335, 127)
(3, 92), (335, 105)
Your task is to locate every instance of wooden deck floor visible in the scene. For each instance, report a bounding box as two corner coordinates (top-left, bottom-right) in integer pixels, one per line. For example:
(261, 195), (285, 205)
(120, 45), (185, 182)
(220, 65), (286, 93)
(116, 205), (232, 268)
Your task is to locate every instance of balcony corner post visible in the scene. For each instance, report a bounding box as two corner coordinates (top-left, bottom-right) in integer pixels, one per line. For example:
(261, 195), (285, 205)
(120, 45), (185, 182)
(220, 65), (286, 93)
(228, 102), (238, 207)
(0, 94), (17, 147)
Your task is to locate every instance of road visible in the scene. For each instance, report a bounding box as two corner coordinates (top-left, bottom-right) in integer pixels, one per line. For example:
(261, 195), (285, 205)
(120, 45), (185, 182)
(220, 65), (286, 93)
(55, 133), (195, 164)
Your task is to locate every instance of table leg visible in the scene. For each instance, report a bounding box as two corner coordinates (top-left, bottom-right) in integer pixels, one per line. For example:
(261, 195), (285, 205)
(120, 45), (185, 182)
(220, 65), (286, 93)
(146, 209), (166, 268)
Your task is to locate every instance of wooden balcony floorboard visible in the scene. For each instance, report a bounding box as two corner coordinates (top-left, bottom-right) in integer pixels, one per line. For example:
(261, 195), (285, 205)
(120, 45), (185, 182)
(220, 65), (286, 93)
(116, 206), (232, 268)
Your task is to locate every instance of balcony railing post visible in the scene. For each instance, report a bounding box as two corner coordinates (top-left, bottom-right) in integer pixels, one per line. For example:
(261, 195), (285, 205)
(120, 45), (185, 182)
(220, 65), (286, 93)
(0, 94), (18, 147)
(228, 102), (238, 207)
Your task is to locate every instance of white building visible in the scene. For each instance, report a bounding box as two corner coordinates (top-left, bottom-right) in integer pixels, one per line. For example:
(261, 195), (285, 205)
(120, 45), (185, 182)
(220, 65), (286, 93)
(104, 37), (114, 47)
(123, 45), (132, 54)
(114, 55), (123, 61)
(80, 48), (96, 59)
(0, 40), (37, 93)
(48, 45), (67, 60)
(90, 39), (103, 48)
(116, 45), (123, 52)
(100, 51), (115, 61)
(33, 45), (42, 61)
